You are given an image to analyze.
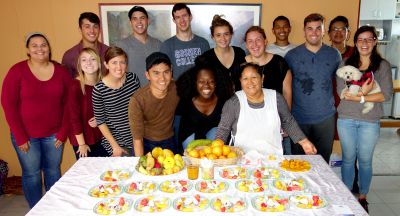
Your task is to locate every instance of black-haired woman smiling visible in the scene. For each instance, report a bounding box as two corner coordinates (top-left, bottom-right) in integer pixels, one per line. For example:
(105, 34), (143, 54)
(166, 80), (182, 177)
(215, 63), (316, 155)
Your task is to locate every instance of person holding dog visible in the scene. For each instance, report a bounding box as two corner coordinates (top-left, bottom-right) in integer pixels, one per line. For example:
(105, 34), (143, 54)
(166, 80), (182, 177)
(336, 25), (393, 213)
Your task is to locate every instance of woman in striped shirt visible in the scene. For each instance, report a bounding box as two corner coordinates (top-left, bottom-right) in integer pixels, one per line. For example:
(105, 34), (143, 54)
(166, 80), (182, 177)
(92, 47), (140, 156)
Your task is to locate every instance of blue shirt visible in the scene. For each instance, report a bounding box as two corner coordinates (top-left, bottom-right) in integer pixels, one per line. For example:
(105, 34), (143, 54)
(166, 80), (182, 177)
(285, 44), (341, 124)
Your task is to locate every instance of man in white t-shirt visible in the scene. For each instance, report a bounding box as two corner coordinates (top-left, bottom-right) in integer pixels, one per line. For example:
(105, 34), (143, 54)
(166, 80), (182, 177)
(266, 16), (296, 57)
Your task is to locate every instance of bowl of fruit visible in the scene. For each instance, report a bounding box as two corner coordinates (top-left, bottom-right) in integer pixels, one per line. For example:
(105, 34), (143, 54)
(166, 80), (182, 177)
(184, 139), (243, 167)
(136, 147), (185, 176)
(195, 180), (228, 193)
(210, 195), (247, 213)
(280, 159), (311, 172)
(93, 196), (132, 215)
(289, 193), (327, 209)
(252, 194), (289, 212)
(124, 181), (157, 195)
(89, 183), (122, 198)
(273, 178), (306, 192)
(100, 169), (131, 182)
(159, 179), (192, 193)
(173, 194), (209, 212)
(135, 195), (170, 213)
(235, 179), (268, 193)
(219, 166), (249, 179)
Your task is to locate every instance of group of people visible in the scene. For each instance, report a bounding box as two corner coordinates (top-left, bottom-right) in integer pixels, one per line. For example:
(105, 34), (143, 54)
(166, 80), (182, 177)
(1, 3), (393, 213)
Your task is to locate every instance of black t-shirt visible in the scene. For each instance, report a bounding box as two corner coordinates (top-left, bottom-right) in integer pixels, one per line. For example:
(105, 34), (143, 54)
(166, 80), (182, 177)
(177, 98), (224, 145)
(259, 55), (289, 94)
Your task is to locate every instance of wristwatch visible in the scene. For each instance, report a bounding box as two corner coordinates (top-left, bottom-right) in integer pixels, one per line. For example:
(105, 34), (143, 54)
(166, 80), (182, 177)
(360, 95), (365, 104)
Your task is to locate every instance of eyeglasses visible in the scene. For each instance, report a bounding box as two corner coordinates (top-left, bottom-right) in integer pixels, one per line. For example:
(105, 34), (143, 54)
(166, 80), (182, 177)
(331, 27), (347, 33)
(356, 37), (376, 44)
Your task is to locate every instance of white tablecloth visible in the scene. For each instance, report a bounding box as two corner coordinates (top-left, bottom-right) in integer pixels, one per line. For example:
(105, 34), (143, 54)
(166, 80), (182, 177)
(27, 155), (367, 216)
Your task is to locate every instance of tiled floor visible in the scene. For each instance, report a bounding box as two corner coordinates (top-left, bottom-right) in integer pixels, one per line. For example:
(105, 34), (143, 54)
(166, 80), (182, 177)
(0, 128), (399, 216)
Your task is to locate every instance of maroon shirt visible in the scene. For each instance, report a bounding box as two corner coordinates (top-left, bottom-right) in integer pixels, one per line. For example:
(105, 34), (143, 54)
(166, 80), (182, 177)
(61, 41), (108, 78)
(68, 80), (103, 146)
(1, 60), (71, 146)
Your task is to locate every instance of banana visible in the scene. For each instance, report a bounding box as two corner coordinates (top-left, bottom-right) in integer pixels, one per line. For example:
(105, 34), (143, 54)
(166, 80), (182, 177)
(186, 139), (212, 152)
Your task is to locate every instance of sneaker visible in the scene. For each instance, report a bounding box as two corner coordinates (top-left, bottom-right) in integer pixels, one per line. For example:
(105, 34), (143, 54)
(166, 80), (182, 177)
(358, 198), (369, 213)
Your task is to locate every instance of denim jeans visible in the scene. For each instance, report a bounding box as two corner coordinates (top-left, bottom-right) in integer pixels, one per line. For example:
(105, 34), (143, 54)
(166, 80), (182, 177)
(282, 136), (292, 155)
(143, 136), (183, 155)
(11, 133), (63, 208)
(337, 118), (380, 195)
(182, 127), (217, 149)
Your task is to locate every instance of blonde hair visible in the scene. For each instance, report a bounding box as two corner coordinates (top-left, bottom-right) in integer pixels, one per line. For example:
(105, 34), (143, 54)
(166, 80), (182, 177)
(76, 48), (102, 94)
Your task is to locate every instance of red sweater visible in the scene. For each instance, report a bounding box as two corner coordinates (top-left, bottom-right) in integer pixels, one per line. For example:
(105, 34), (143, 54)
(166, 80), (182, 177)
(68, 80), (103, 146)
(1, 60), (71, 146)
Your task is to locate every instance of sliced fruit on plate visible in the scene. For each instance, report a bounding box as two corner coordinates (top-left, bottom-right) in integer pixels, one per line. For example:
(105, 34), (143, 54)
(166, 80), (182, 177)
(100, 170), (131, 182)
(235, 179), (268, 192)
(252, 194), (289, 212)
(93, 196), (132, 215)
(195, 180), (228, 193)
(173, 194), (209, 212)
(252, 167), (280, 179)
(159, 179), (192, 193)
(124, 181), (157, 194)
(289, 193), (327, 209)
(219, 166), (248, 179)
(89, 183), (122, 198)
(273, 178), (306, 191)
(135, 195), (170, 212)
(280, 159), (311, 172)
(210, 195), (247, 213)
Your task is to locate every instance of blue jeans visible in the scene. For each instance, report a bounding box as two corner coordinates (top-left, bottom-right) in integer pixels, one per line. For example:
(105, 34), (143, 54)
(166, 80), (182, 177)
(337, 118), (380, 195)
(143, 136), (183, 155)
(11, 134), (63, 208)
(182, 127), (217, 149)
(282, 136), (292, 155)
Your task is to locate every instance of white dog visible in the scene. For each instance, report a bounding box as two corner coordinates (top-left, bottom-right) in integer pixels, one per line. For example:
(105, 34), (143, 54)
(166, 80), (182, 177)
(336, 65), (381, 114)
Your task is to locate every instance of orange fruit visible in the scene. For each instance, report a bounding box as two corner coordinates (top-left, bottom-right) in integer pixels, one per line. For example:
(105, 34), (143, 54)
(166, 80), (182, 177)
(199, 150), (206, 158)
(151, 147), (163, 158)
(218, 155), (226, 159)
(188, 149), (199, 158)
(203, 146), (212, 155)
(212, 146), (223, 157)
(206, 153), (217, 160)
(222, 145), (231, 156)
(227, 151), (237, 158)
(211, 139), (224, 148)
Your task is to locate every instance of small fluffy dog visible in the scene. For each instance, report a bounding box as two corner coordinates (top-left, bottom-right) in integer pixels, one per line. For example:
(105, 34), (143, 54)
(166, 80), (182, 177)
(336, 65), (381, 114)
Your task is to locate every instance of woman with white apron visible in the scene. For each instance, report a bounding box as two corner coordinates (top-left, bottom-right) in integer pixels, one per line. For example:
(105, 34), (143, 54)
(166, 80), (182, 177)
(216, 63), (316, 155)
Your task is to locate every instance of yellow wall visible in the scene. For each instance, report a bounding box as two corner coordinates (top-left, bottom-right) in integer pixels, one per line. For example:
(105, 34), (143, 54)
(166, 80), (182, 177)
(0, 0), (360, 176)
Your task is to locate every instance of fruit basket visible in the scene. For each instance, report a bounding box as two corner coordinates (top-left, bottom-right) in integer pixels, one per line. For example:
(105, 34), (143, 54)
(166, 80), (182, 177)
(136, 148), (185, 176)
(184, 146), (244, 167)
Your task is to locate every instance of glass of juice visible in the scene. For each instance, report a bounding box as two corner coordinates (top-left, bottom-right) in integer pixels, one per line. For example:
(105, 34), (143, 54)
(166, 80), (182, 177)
(187, 164), (199, 180)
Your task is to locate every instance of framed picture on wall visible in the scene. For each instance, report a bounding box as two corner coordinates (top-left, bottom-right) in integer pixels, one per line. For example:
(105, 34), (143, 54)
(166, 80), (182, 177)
(99, 3), (261, 48)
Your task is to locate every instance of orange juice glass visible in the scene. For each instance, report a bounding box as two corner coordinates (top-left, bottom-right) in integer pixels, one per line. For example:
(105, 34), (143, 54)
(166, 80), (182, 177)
(187, 165), (199, 180)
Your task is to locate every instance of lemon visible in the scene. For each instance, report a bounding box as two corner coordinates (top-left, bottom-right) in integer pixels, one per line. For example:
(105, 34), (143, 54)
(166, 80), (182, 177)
(151, 147), (163, 158)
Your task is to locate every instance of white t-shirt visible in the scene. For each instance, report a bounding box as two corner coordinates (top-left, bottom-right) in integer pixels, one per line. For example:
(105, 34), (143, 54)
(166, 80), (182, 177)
(266, 43), (297, 57)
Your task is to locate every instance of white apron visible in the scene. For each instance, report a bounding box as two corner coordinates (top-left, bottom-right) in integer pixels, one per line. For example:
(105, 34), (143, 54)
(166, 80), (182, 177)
(232, 89), (283, 155)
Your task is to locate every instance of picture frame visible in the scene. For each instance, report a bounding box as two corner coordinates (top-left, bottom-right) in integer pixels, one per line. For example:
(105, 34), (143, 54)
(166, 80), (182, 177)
(99, 3), (261, 48)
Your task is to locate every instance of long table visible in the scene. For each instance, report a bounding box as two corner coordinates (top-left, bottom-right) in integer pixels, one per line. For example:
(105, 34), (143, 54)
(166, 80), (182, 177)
(27, 155), (368, 216)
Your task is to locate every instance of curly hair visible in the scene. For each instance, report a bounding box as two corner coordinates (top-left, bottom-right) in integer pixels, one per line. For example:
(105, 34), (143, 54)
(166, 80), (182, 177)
(176, 56), (233, 102)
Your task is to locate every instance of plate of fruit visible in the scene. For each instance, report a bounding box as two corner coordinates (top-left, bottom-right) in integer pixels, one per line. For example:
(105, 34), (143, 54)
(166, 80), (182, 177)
(289, 193), (327, 209)
(273, 178), (306, 192)
(136, 148), (185, 176)
(89, 183), (122, 198)
(195, 180), (228, 193)
(210, 195), (247, 213)
(280, 159), (311, 172)
(252, 194), (289, 212)
(159, 179), (192, 193)
(93, 196), (132, 215)
(173, 194), (209, 212)
(124, 181), (157, 195)
(235, 179), (268, 193)
(135, 195), (170, 213)
(252, 167), (280, 179)
(219, 166), (248, 179)
(100, 169), (131, 182)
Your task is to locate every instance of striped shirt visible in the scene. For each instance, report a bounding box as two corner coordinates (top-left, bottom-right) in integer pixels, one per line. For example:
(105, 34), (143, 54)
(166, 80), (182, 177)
(93, 72), (140, 155)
